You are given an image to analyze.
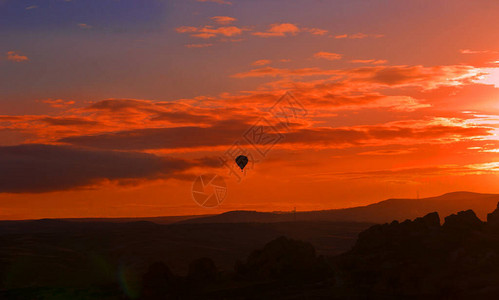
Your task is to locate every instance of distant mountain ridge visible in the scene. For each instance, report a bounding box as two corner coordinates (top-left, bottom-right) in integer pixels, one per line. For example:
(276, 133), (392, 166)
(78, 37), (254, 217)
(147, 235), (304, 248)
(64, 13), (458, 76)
(179, 192), (499, 224)
(0, 214), (216, 224)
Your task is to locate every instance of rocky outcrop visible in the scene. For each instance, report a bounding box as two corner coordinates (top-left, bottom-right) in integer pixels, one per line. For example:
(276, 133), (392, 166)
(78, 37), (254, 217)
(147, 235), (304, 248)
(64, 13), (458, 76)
(352, 211), (440, 254)
(443, 209), (483, 231)
(336, 202), (499, 298)
(487, 202), (499, 228)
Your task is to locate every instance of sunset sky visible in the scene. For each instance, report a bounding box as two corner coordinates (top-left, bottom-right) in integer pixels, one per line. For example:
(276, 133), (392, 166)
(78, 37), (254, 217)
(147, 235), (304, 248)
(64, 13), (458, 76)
(1, 0), (498, 219)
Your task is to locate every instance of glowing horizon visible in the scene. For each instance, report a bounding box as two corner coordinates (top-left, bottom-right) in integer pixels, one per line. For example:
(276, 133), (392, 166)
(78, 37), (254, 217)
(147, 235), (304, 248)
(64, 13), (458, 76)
(0, 0), (498, 220)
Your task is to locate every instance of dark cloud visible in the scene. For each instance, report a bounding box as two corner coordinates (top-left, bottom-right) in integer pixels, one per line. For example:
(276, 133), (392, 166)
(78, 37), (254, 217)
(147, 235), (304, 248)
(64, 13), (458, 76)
(232, 65), (480, 89)
(150, 111), (215, 123)
(345, 65), (479, 88)
(85, 98), (217, 124)
(86, 99), (152, 111)
(58, 120), (250, 150)
(286, 125), (490, 145)
(195, 156), (224, 168)
(0, 144), (194, 193)
(351, 66), (425, 85)
(57, 117), (491, 150)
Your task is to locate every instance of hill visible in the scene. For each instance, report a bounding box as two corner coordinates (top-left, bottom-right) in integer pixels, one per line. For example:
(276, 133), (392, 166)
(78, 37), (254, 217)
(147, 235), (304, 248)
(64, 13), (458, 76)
(179, 192), (499, 224)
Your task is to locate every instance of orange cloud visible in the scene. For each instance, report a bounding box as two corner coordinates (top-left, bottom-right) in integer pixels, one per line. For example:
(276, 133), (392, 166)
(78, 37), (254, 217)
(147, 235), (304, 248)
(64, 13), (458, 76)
(345, 65), (483, 89)
(349, 33), (368, 39)
(334, 33), (383, 39)
(185, 43), (213, 48)
(1, 66), (497, 199)
(233, 65), (483, 90)
(460, 49), (498, 54)
(177, 21), (329, 41)
(211, 16), (236, 25)
(55, 117), (491, 152)
(0, 98), (232, 145)
(475, 65), (499, 88)
(252, 23), (300, 38)
(41, 99), (75, 108)
(0, 93), (440, 149)
(314, 51), (342, 61)
(6, 51), (29, 62)
(350, 59), (388, 64)
(77, 23), (92, 29)
(303, 27), (328, 35)
(252, 59), (272, 66)
(231, 67), (337, 78)
(176, 25), (243, 39)
(303, 163), (499, 182)
(1, 61), (495, 185)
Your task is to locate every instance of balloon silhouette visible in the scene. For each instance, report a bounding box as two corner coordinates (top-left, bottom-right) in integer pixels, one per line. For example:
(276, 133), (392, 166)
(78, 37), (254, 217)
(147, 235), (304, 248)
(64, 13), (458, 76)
(235, 155), (248, 171)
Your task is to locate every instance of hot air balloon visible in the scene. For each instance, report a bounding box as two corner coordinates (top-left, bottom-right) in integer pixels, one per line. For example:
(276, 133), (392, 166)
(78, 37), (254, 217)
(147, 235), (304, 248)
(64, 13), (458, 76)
(235, 155), (248, 171)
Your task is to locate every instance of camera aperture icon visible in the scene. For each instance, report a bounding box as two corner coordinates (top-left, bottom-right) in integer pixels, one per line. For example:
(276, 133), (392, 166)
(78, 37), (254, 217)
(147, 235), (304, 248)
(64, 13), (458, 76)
(191, 173), (227, 208)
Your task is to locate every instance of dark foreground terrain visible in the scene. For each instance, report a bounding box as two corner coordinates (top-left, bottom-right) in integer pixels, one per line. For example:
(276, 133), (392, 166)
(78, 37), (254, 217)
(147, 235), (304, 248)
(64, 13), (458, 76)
(0, 220), (370, 299)
(2, 192), (499, 299)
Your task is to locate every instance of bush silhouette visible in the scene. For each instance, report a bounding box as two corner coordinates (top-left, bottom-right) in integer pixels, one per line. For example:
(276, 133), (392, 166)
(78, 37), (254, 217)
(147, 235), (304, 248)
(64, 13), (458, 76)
(236, 236), (331, 282)
(141, 262), (178, 299)
(187, 257), (218, 283)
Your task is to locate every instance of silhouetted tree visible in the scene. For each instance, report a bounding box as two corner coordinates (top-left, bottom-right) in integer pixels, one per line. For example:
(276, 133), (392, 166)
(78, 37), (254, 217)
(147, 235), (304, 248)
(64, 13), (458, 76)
(187, 257), (218, 284)
(141, 262), (177, 299)
(235, 236), (332, 283)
